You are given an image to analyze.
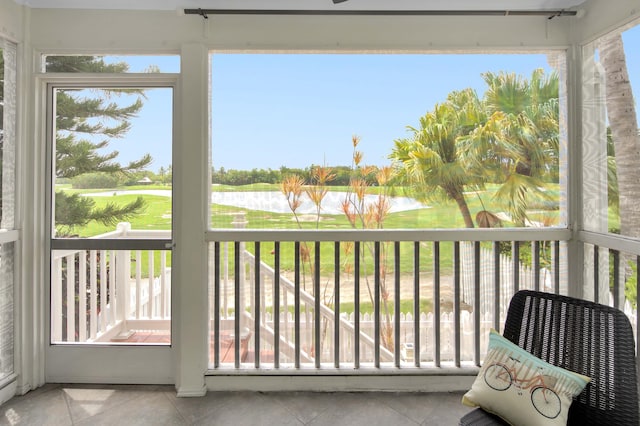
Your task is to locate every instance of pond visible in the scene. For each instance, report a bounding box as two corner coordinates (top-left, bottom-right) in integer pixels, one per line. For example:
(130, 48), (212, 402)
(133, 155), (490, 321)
(83, 190), (430, 214)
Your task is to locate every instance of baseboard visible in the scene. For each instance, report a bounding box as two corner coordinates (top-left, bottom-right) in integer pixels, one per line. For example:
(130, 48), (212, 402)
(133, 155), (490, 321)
(176, 383), (207, 397)
(205, 373), (476, 393)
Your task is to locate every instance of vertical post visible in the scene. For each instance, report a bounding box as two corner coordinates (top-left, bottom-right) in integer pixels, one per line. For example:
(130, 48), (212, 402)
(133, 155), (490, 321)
(254, 242), (261, 368)
(51, 257), (63, 342)
(433, 241), (441, 367)
(65, 254), (75, 342)
(374, 241), (381, 368)
(473, 241), (481, 366)
(232, 212), (248, 332)
(160, 251), (168, 318)
(533, 241), (540, 292)
(89, 250), (98, 340)
(413, 241), (420, 368)
(454, 242), (461, 368)
(314, 241), (320, 368)
(274, 242), (281, 368)
(78, 251), (87, 342)
(175, 42), (209, 397)
(114, 246), (129, 323)
(213, 242), (220, 369)
(135, 251), (142, 319)
(294, 241), (301, 369)
(115, 223), (131, 324)
(354, 241), (360, 369)
(148, 252), (155, 318)
(99, 250), (107, 334)
(334, 241), (340, 369)
(493, 241), (501, 331)
(394, 242), (401, 368)
(512, 241), (520, 294)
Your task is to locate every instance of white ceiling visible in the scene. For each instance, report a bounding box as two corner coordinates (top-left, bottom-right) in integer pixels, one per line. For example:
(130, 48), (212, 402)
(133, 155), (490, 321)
(14, 0), (588, 12)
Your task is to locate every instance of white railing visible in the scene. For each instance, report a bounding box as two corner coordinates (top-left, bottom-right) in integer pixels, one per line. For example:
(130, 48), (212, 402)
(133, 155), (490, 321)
(245, 252), (395, 365)
(51, 223), (171, 343)
(208, 225), (573, 369)
(208, 214), (639, 372)
(459, 241), (556, 321)
(51, 219), (639, 374)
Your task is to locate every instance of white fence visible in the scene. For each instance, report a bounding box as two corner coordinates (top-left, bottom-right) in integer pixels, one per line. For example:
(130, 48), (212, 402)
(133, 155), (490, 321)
(50, 223), (171, 343)
(225, 311), (494, 364)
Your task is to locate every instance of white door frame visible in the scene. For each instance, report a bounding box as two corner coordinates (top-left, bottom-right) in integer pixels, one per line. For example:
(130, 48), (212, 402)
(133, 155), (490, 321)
(42, 74), (178, 384)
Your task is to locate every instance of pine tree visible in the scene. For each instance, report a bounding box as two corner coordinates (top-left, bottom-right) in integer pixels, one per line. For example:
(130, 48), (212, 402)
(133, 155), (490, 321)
(48, 56), (152, 236)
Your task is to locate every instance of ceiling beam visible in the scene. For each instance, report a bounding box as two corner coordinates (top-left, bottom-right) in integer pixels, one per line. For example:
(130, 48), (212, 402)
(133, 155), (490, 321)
(184, 8), (577, 18)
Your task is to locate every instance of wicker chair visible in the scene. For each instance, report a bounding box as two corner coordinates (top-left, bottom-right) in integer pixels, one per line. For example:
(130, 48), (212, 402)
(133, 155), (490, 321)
(460, 290), (639, 425)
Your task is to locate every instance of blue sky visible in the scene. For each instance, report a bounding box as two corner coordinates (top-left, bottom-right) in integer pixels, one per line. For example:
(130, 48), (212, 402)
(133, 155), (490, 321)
(210, 53), (555, 170)
(104, 24), (640, 174)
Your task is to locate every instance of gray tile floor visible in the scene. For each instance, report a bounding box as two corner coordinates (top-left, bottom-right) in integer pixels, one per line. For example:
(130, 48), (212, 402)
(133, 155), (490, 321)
(0, 384), (474, 425)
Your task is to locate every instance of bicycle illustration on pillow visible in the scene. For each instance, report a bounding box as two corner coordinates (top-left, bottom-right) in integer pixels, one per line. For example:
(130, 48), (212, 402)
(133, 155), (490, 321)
(484, 356), (562, 419)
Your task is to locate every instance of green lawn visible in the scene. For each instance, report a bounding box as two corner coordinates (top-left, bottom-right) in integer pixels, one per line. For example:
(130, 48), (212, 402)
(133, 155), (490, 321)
(57, 183), (562, 278)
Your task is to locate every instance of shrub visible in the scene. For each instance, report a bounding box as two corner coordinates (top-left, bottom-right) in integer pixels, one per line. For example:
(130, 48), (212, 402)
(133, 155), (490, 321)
(71, 172), (120, 189)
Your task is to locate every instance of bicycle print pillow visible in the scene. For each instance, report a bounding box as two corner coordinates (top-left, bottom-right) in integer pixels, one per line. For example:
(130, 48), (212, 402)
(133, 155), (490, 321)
(462, 329), (590, 426)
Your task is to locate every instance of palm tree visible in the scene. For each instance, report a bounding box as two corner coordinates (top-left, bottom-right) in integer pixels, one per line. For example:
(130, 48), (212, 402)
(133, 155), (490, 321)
(460, 69), (559, 226)
(599, 32), (640, 240)
(390, 89), (486, 228)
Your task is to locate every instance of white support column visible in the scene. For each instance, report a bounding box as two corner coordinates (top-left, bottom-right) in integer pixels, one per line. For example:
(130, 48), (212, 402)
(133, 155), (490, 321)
(579, 43), (609, 302)
(17, 13), (47, 394)
(174, 42), (209, 397)
(566, 43), (587, 299)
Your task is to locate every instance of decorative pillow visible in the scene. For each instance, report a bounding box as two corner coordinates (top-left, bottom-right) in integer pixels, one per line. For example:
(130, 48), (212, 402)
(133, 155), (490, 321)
(462, 329), (590, 426)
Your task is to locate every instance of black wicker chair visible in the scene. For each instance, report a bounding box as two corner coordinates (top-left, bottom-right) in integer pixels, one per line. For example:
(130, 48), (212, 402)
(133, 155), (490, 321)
(460, 290), (639, 425)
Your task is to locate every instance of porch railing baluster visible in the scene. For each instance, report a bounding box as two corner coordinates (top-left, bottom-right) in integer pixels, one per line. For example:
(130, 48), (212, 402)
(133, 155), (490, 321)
(99, 250), (107, 333)
(214, 242), (220, 368)
(254, 242), (261, 368)
(354, 241), (360, 369)
(314, 241), (320, 368)
(90, 250), (98, 340)
(78, 251), (87, 342)
(334, 241), (340, 368)
(274, 241), (280, 368)
(394, 241), (401, 368)
(413, 241), (420, 368)
(433, 241), (441, 368)
(148, 251), (154, 318)
(294, 241), (301, 369)
(493, 241), (500, 331)
(513, 241), (520, 294)
(594, 245), (599, 302)
(374, 241), (380, 368)
(454, 241), (461, 368)
(612, 249), (620, 309)
(66, 254), (75, 341)
(234, 241), (241, 368)
(473, 241), (480, 366)
(135, 250), (142, 319)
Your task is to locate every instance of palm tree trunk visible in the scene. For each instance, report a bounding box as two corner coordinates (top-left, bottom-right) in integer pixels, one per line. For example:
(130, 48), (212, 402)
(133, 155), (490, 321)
(600, 32), (640, 239)
(450, 190), (475, 228)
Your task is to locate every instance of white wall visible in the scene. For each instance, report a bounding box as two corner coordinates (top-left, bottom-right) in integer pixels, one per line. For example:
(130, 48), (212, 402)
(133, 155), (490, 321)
(0, 0), (24, 42)
(576, 0), (640, 42)
(27, 8), (574, 52)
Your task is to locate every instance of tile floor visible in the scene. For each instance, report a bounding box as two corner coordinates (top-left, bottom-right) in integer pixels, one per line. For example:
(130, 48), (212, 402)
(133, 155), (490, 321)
(0, 384), (475, 425)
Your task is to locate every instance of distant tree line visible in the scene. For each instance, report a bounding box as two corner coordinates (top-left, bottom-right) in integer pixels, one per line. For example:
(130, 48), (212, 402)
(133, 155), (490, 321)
(211, 165), (378, 187)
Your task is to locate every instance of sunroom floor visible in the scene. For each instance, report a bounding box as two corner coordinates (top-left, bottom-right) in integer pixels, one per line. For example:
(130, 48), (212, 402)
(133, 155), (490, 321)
(0, 383), (474, 425)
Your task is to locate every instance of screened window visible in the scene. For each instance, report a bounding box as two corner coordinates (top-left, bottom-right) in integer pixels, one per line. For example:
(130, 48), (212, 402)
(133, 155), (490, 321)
(0, 39), (17, 382)
(210, 52), (568, 231)
(582, 23), (640, 239)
